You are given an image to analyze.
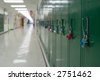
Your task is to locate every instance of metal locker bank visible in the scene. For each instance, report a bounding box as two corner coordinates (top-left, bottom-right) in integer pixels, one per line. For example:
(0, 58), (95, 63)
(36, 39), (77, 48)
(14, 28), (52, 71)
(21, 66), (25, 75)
(37, 0), (100, 67)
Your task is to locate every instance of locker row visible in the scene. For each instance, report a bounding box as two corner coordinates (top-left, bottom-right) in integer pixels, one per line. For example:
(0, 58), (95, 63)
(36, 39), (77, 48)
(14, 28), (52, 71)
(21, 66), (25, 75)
(36, 0), (100, 67)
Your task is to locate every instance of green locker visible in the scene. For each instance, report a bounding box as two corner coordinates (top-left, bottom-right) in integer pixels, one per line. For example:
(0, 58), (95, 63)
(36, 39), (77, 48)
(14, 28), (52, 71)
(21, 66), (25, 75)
(56, 34), (62, 66)
(68, 0), (81, 66)
(49, 31), (53, 66)
(51, 32), (56, 67)
(55, 7), (62, 67)
(81, 0), (100, 67)
(45, 13), (52, 66)
(38, 0), (100, 67)
(0, 14), (4, 32)
(49, 21), (56, 66)
(48, 17), (54, 66)
(48, 30), (51, 63)
(51, 10), (57, 67)
(61, 4), (69, 67)
(45, 28), (49, 58)
(46, 20), (51, 62)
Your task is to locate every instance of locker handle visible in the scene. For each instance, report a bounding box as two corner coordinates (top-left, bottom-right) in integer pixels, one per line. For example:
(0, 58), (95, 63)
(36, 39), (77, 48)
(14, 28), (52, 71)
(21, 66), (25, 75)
(86, 17), (89, 37)
(82, 17), (89, 37)
(81, 17), (90, 48)
(60, 19), (65, 35)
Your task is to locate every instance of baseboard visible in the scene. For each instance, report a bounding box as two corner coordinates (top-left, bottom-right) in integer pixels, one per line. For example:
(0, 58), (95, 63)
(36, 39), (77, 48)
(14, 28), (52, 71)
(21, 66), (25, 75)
(0, 31), (9, 35)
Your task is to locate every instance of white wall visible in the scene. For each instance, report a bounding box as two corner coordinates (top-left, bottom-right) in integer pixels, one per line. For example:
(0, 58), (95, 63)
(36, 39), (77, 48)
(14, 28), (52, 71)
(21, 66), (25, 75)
(8, 11), (15, 30)
(4, 15), (9, 32)
(0, 7), (4, 14)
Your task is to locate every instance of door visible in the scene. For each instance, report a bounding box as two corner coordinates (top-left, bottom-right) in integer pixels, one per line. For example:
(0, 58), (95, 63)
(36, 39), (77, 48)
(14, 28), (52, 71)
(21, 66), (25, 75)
(81, 0), (100, 66)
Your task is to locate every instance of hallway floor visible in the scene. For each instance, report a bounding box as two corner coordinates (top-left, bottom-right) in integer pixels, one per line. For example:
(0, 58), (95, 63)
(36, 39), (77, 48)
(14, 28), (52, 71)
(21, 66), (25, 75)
(0, 25), (46, 67)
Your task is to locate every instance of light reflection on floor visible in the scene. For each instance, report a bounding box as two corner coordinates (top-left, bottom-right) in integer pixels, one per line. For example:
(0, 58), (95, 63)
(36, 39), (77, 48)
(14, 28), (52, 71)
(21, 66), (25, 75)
(13, 59), (27, 64)
(13, 25), (33, 64)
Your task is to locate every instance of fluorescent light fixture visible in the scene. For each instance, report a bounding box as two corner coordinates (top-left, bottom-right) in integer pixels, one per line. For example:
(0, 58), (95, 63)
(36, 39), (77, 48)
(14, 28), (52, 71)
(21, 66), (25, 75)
(43, 8), (53, 11)
(55, 5), (64, 7)
(11, 5), (26, 8)
(13, 59), (27, 64)
(4, 0), (24, 3)
(43, 5), (54, 8)
(15, 8), (27, 11)
(49, 0), (69, 4)
(43, 5), (64, 8)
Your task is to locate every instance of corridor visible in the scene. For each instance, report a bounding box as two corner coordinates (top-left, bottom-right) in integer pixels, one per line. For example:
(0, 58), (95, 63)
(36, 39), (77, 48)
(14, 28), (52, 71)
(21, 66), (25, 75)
(0, 25), (46, 67)
(0, 0), (100, 67)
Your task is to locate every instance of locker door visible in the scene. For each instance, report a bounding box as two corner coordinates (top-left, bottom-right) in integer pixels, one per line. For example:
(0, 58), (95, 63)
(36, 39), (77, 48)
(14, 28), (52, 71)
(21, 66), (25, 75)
(56, 24), (62, 66)
(61, 5), (69, 67)
(49, 19), (53, 66)
(45, 21), (49, 61)
(56, 7), (62, 67)
(48, 25), (51, 64)
(50, 13), (57, 67)
(68, 0), (81, 66)
(81, 0), (100, 67)
(49, 8), (57, 66)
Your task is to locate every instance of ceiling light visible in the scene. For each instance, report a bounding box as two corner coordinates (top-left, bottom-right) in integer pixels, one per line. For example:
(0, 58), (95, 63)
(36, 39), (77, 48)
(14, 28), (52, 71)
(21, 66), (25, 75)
(48, 0), (69, 4)
(4, 0), (24, 3)
(43, 5), (54, 8)
(15, 8), (27, 11)
(43, 8), (53, 11)
(43, 5), (64, 8)
(11, 5), (26, 8)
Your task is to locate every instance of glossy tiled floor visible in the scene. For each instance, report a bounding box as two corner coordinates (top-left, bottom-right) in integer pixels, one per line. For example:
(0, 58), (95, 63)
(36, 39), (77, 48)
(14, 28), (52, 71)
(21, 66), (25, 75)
(0, 25), (46, 67)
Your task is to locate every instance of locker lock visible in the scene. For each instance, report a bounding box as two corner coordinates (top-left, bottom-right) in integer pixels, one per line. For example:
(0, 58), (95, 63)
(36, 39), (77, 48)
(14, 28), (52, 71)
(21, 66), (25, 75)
(80, 17), (89, 48)
(48, 26), (52, 32)
(80, 35), (88, 48)
(66, 26), (73, 40)
(66, 30), (73, 40)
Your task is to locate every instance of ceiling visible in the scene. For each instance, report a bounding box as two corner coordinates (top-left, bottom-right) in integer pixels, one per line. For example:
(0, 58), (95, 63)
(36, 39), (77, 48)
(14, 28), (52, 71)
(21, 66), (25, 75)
(0, 0), (42, 13)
